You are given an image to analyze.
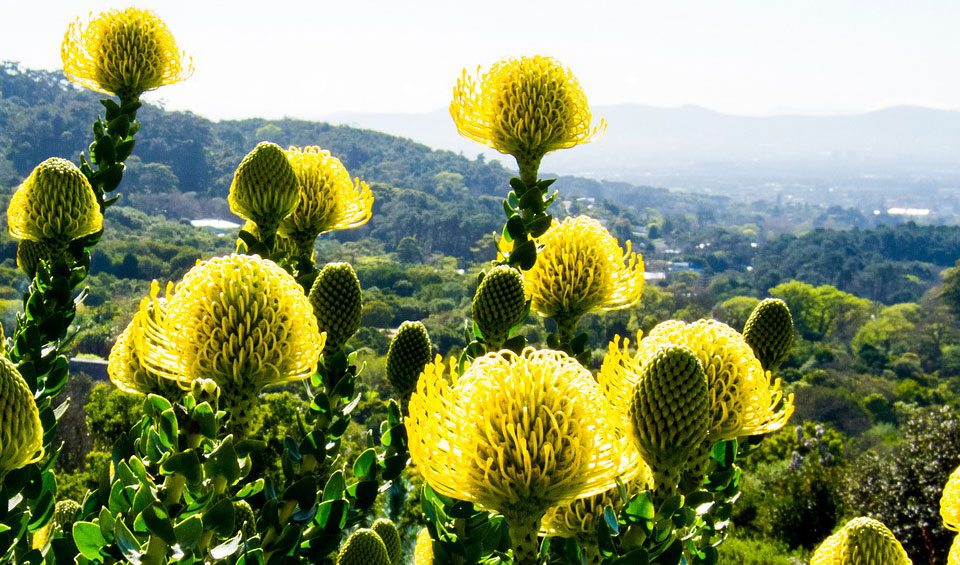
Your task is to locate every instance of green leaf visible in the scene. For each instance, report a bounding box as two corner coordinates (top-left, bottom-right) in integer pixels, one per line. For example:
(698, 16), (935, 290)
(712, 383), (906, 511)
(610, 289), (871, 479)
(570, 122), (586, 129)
(505, 215), (526, 241)
(603, 505), (620, 535)
(314, 499), (348, 532)
(73, 521), (108, 560)
(140, 503), (176, 545)
(321, 471), (345, 502)
(518, 188), (544, 213)
(656, 494), (684, 519)
(93, 135), (116, 165)
(203, 499), (236, 537)
(625, 492), (656, 521)
(160, 451), (202, 484)
(114, 519), (142, 563)
(509, 240), (537, 270)
(236, 478), (265, 498)
(282, 477), (318, 510)
(527, 214), (553, 238)
(173, 515), (203, 551)
(210, 532), (243, 559)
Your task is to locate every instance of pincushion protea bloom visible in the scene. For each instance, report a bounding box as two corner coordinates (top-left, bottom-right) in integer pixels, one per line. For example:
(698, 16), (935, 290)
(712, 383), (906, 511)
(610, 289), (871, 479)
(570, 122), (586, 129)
(541, 473), (652, 565)
(743, 298), (795, 371)
(950, 535), (960, 565)
(472, 265), (527, 349)
(309, 262), (364, 353)
(8, 157), (103, 250)
(135, 254), (323, 431)
(229, 142), (300, 236)
(450, 56), (604, 184)
(520, 216), (643, 338)
(406, 347), (639, 564)
(16, 239), (52, 278)
(810, 517), (912, 565)
(279, 146), (373, 255)
(943, 464), (960, 532)
(337, 528), (391, 565)
(371, 519), (402, 565)
(646, 319), (794, 440)
(61, 7), (192, 100)
(414, 528), (434, 565)
(0, 355), (44, 475)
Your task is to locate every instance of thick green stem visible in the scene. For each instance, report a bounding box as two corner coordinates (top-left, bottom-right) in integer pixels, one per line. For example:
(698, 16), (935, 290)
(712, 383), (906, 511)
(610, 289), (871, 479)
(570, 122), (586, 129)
(516, 153), (543, 190)
(162, 474), (186, 507)
(507, 514), (542, 565)
(554, 313), (582, 350)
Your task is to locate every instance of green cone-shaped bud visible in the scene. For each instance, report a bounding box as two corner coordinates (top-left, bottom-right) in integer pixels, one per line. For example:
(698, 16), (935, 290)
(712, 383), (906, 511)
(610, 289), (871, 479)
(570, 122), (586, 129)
(234, 500), (256, 539)
(386, 321), (432, 402)
(54, 499), (81, 532)
(0, 355), (44, 473)
(16, 239), (53, 278)
(811, 516), (912, 565)
(743, 298), (794, 371)
(371, 518), (402, 565)
(337, 528), (391, 565)
(7, 157), (103, 248)
(309, 262), (363, 353)
(228, 142), (300, 235)
(472, 265), (527, 348)
(629, 345), (709, 499)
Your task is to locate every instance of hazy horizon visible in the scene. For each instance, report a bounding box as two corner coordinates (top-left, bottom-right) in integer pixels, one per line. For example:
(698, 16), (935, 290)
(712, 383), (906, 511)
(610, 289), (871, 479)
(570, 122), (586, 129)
(3, 0), (960, 122)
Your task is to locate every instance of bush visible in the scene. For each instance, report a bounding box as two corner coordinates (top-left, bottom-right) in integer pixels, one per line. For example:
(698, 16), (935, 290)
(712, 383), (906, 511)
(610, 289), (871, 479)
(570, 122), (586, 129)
(717, 535), (804, 565)
(846, 405), (960, 564)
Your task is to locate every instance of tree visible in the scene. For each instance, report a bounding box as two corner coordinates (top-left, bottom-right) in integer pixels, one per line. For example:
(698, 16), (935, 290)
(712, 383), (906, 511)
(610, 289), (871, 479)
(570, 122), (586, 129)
(711, 296), (760, 332)
(852, 303), (921, 357)
(769, 281), (872, 342)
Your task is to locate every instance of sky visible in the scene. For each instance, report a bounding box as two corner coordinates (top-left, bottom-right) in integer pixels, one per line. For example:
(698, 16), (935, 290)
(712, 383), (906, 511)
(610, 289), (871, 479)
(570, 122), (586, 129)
(2, 0), (959, 122)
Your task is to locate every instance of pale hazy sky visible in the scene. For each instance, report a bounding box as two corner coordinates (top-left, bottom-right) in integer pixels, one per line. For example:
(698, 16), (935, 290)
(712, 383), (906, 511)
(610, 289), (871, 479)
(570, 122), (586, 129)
(2, 0), (959, 121)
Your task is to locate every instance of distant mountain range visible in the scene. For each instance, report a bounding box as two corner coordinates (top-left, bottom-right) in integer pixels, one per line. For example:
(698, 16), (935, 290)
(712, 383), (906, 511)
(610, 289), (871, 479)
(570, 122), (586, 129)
(324, 104), (960, 189)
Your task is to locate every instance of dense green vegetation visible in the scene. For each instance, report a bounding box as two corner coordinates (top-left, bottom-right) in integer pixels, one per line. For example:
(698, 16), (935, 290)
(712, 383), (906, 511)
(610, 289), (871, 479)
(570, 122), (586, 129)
(3, 62), (960, 563)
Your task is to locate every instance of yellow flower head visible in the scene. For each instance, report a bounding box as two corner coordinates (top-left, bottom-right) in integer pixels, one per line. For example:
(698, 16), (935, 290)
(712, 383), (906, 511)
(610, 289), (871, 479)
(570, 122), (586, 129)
(279, 146), (373, 252)
(108, 314), (181, 398)
(62, 8), (192, 100)
(406, 347), (639, 523)
(8, 157), (103, 247)
(541, 473), (651, 541)
(810, 517), (912, 565)
(943, 464), (960, 532)
(414, 528), (434, 565)
(0, 355), (44, 473)
(950, 535), (960, 565)
(229, 142), (300, 234)
(450, 56), (604, 173)
(645, 319), (794, 440)
(522, 216), (643, 322)
(135, 254), (323, 426)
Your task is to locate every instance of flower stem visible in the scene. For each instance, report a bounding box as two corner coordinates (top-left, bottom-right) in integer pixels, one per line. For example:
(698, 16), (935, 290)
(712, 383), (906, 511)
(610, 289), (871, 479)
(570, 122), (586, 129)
(507, 514), (542, 565)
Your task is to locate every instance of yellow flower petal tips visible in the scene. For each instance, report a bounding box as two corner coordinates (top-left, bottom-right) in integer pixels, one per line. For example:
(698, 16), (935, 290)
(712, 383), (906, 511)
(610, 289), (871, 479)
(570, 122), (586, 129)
(406, 347), (639, 565)
(8, 157), (103, 252)
(134, 254), (323, 432)
(280, 146), (373, 256)
(451, 56), (604, 185)
(523, 215), (643, 340)
(943, 464), (960, 532)
(810, 517), (912, 565)
(62, 7), (192, 101)
(0, 355), (44, 476)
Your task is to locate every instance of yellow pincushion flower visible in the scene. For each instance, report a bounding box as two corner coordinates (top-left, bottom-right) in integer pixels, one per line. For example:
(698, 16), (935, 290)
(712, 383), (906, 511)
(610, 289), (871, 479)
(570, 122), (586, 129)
(0, 355), (44, 474)
(645, 319), (794, 440)
(279, 146), (373, 254)
(229, 142), (301, 236)
(541, 473), (651, 563)
(135, 254), (323, 430)
(522, 216), (643, 332)
(8, 157), (103, 248)
(406, 347), (638, 563)
(810, 517), (912, 565)
(414, 528), (434, 565)
(451, 56), (604, 183)
(950, 535), (960, 565)
(62, 8), (192, 101)
(943, 464), (960, 532)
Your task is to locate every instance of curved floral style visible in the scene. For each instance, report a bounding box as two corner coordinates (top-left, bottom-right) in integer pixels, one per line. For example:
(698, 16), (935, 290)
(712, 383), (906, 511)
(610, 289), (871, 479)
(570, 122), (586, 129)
(406, 347), (639, 563)
(61, 7), (192, 100)
(107, 315), (181, 398)
(450, 55), (604, 182)
(279, 146), (373, 254)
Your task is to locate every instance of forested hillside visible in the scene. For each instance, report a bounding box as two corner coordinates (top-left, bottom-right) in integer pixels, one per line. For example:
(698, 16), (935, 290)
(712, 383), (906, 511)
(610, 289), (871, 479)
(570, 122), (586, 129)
(4, 61), (960, 564)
